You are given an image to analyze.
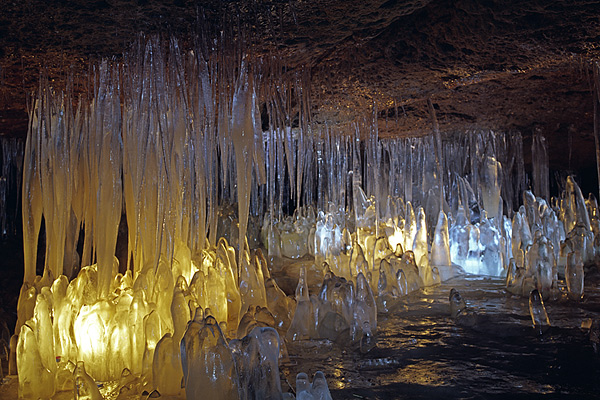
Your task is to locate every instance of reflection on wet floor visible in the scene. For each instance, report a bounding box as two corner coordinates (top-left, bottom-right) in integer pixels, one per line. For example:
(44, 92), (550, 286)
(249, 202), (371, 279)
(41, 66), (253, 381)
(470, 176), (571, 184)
(0, 269), (599, 398)
(283, 274), (600, 399)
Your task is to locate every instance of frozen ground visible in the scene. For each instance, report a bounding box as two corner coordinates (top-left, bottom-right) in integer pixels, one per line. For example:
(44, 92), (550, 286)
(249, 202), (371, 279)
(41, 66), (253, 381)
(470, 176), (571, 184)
(284, 272), (600, 399)
(2, 267), (600, 399)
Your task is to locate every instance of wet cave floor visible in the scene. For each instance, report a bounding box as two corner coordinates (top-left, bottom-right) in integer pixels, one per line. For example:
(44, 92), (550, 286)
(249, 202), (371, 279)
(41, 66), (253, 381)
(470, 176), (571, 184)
(2, 245), (600, 399)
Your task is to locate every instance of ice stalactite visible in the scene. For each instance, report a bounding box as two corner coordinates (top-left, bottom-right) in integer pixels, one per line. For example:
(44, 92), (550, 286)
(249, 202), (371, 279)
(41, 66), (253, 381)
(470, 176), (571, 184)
(532, 131), (550, 202)
(22, 104), (43, 285)
(231, 62), (258, 272)
(0, 136), (24, 239)
(11, 34), (600, 400)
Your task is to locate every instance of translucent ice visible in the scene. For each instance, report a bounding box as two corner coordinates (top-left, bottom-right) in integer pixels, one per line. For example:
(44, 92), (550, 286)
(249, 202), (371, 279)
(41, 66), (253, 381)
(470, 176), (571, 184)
(74, 361), (102, 400)
(33, 293), (56, 377)
(449, 288), (466, 319)
(562, 176), (591, 234)
(563, 223), (595, 265)
(449, 206), (469, 268)
(287, 267), (315, 341)
(239, 244), (268, 316)
(229, 332), (260, 400)
(565, 251), (584, 301)
(231, 326), (283, 400)
(316, 272), (354, 342)
(180, 306), (204, 380)
(354, 272), (377, 337)
(412, 207), (428, 267)
(529, 289), (550, 335)
(396, 252), (424, 294)
(17, 324), (55, 399)
(528, 232), (556, 299)
(296, 372), (312, 399)
(403, 202), (417, 252)
(295, 371), (332, 400)
(182, 316), (241, 400)
(310, 371), (333, 400)
(478, 213), (503, 277)
(479, 156), (502, 220)
(431, 211), (451, 267)
(265, 277), (295, 335)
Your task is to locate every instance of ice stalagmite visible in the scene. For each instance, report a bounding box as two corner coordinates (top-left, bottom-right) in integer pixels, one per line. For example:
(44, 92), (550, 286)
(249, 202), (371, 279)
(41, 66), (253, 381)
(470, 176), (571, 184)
(229, 331), (260, 400)
(350, 241), (368, 278)
(355, 272), (377, 352)
(17, 324), (55, 399)
(480, 156), (502, 220)
(528, 232), (556, 299)
(73, 300), (116, 382)
(296, 372), (312, 400)
(449, 206), (469, 268)
(183, 316), (241, 400)
(15, 284), (36, 351)
(562, 176), (591, 234)
(404, 202), (417, 252)
(33, 293), (55, 377)
(74, 361), (102, 400)
(265, 277), (295, 335)
(248, 327), (283, 399)
(153, 333), (183, 396)
(431, 211), (455, 281)
(296, 371), (332, 400)
(129, 289), (149, 375)
(566, 250), (584, 300)
(479, 213), (503, 277)
(50, 275), (68, 359)
(206, 264), (228, 327)
(377, 258), (397, 298)
(180, 306), (203, 380)
(529, 289), (550, 335)
(449, 288), (466, 319)
(310, 371), (333, 400)
(412, 207), (428, 267)
(287, 267), (315, 341)
(239, 244), (268, 316)
(216, 238), (243, 335)
(506, 258), (524, 295)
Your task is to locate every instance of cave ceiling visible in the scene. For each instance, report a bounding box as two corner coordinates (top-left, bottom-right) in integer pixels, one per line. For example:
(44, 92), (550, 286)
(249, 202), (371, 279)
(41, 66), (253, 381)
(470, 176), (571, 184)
(1, 0), (599, 175)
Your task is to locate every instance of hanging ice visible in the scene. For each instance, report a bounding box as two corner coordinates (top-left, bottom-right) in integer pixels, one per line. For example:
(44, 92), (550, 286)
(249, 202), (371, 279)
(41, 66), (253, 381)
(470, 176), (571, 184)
(479, 156), (502, 221)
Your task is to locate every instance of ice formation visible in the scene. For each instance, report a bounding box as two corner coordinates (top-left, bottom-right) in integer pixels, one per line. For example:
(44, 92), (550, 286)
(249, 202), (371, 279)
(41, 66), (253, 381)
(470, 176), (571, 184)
(8, 35), (600, 399)
(529, 289), (551, 335)
(0, 137), (24, 240)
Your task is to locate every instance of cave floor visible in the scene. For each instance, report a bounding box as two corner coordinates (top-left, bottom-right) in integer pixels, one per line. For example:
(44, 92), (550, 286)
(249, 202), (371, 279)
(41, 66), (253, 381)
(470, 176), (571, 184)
(2, 269), (600, 399)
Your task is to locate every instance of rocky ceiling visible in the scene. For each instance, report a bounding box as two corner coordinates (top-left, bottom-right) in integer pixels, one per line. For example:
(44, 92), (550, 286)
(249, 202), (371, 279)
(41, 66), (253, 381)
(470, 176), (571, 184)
(1, 0), (599, 186)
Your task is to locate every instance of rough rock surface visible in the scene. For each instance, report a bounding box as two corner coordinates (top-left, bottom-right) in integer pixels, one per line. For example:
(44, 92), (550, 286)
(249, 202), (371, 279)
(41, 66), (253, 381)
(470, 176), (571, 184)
(1, 0), (599, 188)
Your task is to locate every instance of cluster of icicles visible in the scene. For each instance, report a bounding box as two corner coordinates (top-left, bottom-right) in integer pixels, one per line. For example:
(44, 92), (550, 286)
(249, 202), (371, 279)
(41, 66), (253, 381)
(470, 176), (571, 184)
(0, 137), (24, 239)
(11, 36), (600, 399)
